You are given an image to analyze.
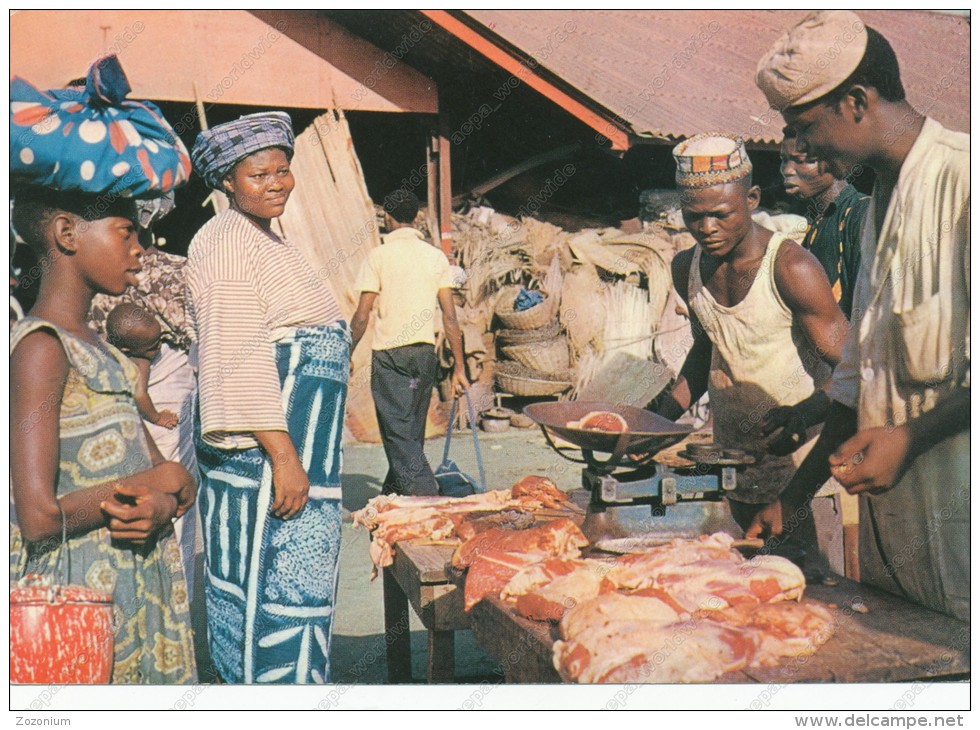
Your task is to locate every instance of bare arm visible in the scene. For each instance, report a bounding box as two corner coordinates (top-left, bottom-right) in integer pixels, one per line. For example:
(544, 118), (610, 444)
(774, 241), (848, 368)
(350, 291), (377, 354)
(656, 249), (711, 420)
(131, 356), (178, 428)
(746, 401), (858, 539)
(134, 362), (194, 515)
(140, 423), (196, 518)
(757, 243), (850, 453)
(437, 287), (469, 396)
(11, 331), (182, 544)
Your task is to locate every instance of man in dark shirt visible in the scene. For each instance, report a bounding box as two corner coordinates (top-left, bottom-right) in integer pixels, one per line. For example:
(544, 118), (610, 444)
(780, 131), (869, 319)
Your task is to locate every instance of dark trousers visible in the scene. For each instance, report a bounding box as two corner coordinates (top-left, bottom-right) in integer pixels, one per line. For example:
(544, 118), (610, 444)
(371, 343), (439, 496)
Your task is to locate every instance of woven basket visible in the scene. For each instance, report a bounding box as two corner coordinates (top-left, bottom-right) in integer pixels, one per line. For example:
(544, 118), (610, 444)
(496, 321), (562, 347)
(494, 361), (574, 397)
(495, 286), (559, 330)
(500, 335), (570, 372)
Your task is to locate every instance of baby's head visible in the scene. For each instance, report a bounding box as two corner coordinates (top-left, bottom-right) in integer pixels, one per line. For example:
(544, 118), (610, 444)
(107, 303), (162, 360)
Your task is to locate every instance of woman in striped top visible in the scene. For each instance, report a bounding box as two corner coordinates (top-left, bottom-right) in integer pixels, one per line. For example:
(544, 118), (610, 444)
(186, 112), (349, 684)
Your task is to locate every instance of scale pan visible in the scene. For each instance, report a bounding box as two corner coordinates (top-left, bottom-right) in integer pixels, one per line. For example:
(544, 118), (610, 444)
(524, 401), (691, 456)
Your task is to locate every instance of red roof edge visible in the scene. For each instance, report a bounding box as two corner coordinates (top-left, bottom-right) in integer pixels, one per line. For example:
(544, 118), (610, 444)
(422, 10), (634, 151)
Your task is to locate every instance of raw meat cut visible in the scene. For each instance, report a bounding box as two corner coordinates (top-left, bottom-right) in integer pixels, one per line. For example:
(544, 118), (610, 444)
(547, 535), (831, 683)
(452, 518), (588, 569)
(353, 476), (581, 575)
(565, 411), (629, 433)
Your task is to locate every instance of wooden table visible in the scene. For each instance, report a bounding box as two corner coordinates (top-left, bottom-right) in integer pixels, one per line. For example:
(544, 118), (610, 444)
(470, 575), (971, 683)
(382, 541), (467, 683)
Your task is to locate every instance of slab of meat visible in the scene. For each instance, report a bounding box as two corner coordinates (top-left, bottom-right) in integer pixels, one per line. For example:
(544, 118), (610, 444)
(602, 532), (744, 591)
(354, 476), (581, 576)
(449, 510), (539, 542)
(602, 539), (805, 615)
(500, 557), (589, 601)
(352, 490), (514, 531)
(547, 535), (830, 683)
(367, 514), (457, 574)
(510, 475), (570, 509)
(501, 558), (612, 622)
(463, 550), (542, 612)
(452, 518), (588, 570)
(711, 600), (836, 666)
(558, 592), (685, 640)
(554, 614), (758, 683)
(514, 569), (609, 622)
(553, 593), (834, 683)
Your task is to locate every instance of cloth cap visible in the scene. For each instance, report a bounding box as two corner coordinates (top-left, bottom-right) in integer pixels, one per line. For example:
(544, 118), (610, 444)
(191, 112), (295, 190)
(9, 54), (191, 198)
(756, 11), (868, 110)
(673, 134), (752, 189)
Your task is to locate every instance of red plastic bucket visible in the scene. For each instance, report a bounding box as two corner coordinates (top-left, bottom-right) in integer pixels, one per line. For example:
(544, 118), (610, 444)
(10, 580), (114, 684)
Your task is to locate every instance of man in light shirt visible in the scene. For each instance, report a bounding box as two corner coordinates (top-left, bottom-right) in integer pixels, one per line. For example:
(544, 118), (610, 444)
(351, 190), (469, 496)
(751, 11), (969, 621)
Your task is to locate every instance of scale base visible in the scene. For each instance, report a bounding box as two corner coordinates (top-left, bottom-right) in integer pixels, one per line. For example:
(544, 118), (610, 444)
(582, 464), (735, 512)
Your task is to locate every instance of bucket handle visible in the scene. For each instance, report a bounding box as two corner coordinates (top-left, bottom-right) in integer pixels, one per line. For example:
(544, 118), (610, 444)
(18, 501), (71, 596)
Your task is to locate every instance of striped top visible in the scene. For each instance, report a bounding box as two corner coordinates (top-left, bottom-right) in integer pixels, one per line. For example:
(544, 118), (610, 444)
(186, 209), (344, 449)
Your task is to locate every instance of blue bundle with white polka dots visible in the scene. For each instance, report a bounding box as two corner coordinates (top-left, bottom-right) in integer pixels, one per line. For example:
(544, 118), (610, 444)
(10, 54), (191, 199)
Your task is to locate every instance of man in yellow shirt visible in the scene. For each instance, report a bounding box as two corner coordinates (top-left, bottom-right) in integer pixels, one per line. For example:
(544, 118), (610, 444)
(351, 190), (469, 496)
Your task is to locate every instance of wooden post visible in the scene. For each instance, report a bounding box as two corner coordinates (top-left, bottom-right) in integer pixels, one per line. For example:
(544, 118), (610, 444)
(437, 103), (453, 256)
(193, 82), (225, 216)
(426, 128), (439, 243)
(427, 631), (455, 684)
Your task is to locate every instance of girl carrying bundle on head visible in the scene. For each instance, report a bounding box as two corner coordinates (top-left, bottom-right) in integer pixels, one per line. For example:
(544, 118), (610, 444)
(9, 56), (197, 684)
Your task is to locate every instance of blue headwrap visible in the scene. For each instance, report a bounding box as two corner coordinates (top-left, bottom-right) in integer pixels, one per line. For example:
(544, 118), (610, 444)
(9, 55), (191, 198)
(191, 112), (295, 190)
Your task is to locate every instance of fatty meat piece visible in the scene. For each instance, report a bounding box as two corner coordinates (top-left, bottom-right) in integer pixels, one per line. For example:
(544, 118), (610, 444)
(559, 592), (685, 640)
(452, 518), (588, 569)
(711, 600), (836, 666)
(554, 617), (758, 683)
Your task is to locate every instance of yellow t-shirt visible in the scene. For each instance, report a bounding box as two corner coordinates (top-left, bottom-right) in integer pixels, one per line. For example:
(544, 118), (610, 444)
(355, 227), (454, 350)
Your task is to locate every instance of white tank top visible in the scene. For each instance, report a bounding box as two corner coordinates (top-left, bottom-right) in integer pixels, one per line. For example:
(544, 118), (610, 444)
(688, 232), (831, 503)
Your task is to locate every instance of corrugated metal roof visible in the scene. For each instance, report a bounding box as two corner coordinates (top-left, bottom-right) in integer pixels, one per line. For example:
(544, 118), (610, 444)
(464, 10), (969, 145)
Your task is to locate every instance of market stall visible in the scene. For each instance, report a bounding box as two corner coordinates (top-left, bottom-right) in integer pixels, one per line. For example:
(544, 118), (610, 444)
(354, 407), (971, 685)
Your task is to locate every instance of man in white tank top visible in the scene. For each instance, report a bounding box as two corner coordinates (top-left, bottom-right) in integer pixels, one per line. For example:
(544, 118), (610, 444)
(653, 134), (848, 569)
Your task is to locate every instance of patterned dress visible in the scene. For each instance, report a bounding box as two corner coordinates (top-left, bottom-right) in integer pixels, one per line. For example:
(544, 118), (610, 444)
(10, 317), (197, 684)
(193, 324), (349, 684)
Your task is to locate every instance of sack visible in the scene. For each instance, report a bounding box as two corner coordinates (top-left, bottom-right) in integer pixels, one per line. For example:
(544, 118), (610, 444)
(10, 54), (191, 197)
(434, 391), (487, 498)
(10, 508), (114, 684)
